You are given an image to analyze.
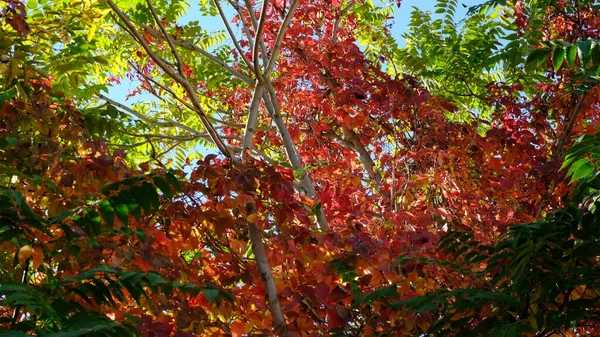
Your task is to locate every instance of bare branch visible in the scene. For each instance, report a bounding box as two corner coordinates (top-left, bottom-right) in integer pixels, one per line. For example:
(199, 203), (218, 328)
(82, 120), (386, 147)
(244, 0), (269, 66)
(248, 222), (287, 333)
(107, 0), (234, 160)
(96, 93), (201, 135)
(243, 0), (259, 30)
(262, 84), (329, 231)
(213, 0), (254, 70)
(227, 0), (257, 54)
(331, 2), (355, 43)
(145, 0), (184, 74)
(142, 24), (252, 84)
(535, 93), (587, 219)
(127, 60), (196, 112)
(265, 0), (299, 77)
(333, 129), (383, 185)
(253, 0), (269, 78)
(242, 83), (265, 155)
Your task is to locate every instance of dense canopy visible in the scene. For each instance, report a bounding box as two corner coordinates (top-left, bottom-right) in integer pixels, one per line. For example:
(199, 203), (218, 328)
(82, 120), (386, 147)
(2, 0), (600, 336)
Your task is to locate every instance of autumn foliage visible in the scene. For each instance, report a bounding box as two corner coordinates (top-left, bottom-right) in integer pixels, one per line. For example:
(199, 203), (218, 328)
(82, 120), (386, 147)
(2, 0), (600, 336)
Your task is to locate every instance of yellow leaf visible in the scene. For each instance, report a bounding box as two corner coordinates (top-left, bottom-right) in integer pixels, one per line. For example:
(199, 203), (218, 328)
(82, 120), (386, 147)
(87, 24), (97, 42)
(40, 196), (50, 208)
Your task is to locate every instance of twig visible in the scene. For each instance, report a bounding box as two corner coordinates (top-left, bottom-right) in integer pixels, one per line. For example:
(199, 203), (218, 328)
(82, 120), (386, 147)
(97, 93), (201, 135)
(213, 0), (254, 70)
(264, 0), (299, 77)
(253, 0), (269, 78)
(142, 24), (252, 84)
(127, 60), (196, 112)
(331, 2), (355, 43)
(107, 0), (234, 161)
(227, 0), (257, 53)
(145, 0), (184, 75)
(244, 0), (269, 66)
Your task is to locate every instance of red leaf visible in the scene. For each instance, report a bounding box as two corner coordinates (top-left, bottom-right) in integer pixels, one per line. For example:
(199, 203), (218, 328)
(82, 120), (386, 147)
(326, 308), (345, 328)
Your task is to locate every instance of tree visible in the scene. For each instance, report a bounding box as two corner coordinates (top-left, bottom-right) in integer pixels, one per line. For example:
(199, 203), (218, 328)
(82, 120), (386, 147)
(1, 0), (600, 336)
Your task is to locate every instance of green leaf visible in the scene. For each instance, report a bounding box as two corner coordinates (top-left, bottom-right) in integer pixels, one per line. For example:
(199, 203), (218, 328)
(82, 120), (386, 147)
(553, 47), (565, 71)
(566, 44), (578, 66)
(577, 39), (593, 64)
(98, 200), (115, 228)
(141, 181), (160, 209)
(356, 285), (397, 305)
(130, 185), (152, 213)
(526, 48), (551, 68)
(152, 176), (173, 199)
(147, 272), (166, 285)
(111, 200), (129, 226)
(86, 209), (102, 234)
(592, 41), (600, 70)
(567, 158), (594, 183)
(165, 172), (182, 193)
(202, 288), (220, 303)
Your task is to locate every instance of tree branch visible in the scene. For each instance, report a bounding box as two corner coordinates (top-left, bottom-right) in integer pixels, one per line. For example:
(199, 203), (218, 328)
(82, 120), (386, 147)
(253, 0), (269, 77)
(142, 24), (252, 84)
(535, 93), (587, 219)
(244, 0), (269, 66)
(145, 0), (184, 75)
(262, 85), (329, 231)
(248, 222), (287, 334)
(213, 0), (254, 70)
(243, 82), (265, 152)
(227, 0), (257, 54)
(96, 93), (201, 135)
(264, 0), (298, 77)
(108, 0), (234, 160)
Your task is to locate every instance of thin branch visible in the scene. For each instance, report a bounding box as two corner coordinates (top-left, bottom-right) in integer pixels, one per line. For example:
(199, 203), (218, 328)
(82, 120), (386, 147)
(97, 93), (201, 135)
(253, 0), (269, 78)
(555, 94), (586, 159)
(129, 60), (245, 129)
(333, 129), (383, 186)
(108, 0), (234, 160)
(156, 139), (183, 158)
(264, 0), (298, 77)
(243, 82), (265, 154)
(227, 0), (257, 54)
(213, 0), (254, 70)
(535, 93), (586, 219)
(145, 0), (184, 74)
(244, 0), (269, 66)
(127, 60), (196, 112)
(262, 84), (329, 231)
(332, 2), (355, 43)
(142, 24), (252, 84)
(243, 0), (259, 30)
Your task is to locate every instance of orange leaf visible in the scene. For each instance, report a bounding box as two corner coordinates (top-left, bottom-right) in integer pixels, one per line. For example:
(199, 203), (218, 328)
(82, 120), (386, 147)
(231, 319), (245, 337)
(32, 248), (43, 269)
(18, 245), (32, 265)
